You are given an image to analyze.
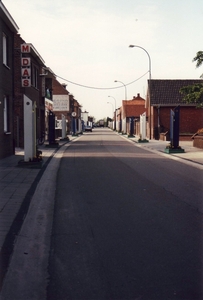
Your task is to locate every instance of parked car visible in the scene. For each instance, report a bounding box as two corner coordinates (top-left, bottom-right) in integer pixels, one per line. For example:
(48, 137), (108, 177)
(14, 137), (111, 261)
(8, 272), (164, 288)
(84, 126), (92, 132)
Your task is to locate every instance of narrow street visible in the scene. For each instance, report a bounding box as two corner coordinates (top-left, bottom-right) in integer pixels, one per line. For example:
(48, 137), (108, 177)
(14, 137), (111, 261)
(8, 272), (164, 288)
(47, 128), (203, 300)
(2, 2), (203, 300)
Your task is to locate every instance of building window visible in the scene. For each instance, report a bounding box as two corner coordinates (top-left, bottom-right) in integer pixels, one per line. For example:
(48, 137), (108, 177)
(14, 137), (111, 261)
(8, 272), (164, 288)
(31, 64), (38, 89)
(4, 96), (8, 132)
(3, 33), (8, 66)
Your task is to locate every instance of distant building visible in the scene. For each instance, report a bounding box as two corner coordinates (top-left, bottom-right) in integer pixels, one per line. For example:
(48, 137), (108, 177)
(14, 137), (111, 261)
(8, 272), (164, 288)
(81, 111), (89, 126)
(52, 78), (82, 136)
(120, 93), (147, 135)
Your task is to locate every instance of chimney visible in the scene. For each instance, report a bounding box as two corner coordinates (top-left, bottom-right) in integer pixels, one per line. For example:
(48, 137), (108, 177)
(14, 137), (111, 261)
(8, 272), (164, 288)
(133, 93), (141, 100)
(61, 83), (67, 89)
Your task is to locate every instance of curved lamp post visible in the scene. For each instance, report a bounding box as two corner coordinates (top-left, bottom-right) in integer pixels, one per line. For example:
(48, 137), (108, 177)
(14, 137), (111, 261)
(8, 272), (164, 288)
(129, 44), (151, 139)
(114, 80), (127, 100)
(107, 102), (114, 129)
(107, 101), (114, 116)
(108, 96), (117, 130)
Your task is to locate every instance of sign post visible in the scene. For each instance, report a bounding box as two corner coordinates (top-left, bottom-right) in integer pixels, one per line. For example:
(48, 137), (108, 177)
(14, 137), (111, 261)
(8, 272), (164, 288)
(72, 112), (77, 136)
(23, 96), (35, 162)
(137, 112), (148, 143)
(140, 112), (146, 140)
(165, 106), (185, 153)
(61, 114), (66, 139)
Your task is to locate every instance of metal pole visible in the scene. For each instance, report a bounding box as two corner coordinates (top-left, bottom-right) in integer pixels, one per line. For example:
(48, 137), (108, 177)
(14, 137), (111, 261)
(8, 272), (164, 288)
(107, 102), (114, 129)
(108, 96), (117, 130)
(114, 80), (127, 100)
(107, 102), (114, 116)
(129, 44), (151, 139)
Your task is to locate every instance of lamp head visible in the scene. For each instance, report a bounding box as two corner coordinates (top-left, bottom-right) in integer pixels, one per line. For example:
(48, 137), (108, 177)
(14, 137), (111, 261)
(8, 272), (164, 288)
(129, 45), (135, 48)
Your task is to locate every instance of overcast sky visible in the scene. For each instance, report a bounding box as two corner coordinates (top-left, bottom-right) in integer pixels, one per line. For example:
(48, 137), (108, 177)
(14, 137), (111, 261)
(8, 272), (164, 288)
(4, 0), (203, 120)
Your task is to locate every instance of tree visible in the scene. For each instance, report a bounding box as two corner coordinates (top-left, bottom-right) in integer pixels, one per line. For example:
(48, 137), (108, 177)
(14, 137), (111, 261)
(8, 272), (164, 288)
(180, 83), (203, 107)
(193, 51), (203, 72)
(180, 51), (203, 107)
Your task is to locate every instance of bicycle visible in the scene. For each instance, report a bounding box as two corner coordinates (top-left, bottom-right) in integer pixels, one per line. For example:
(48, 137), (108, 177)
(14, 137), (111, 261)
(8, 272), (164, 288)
(37, 131), (45, 145)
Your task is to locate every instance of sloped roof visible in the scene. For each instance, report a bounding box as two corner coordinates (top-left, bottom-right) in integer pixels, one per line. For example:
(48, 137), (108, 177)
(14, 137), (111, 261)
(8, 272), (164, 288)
(149, 79), (203, 105)
(126, 105), (147, 117)
(0, 2), (19, 32)
(122, 98), (147, 118)
(52, 77), (69, 95)
(132, 93), (145, 103)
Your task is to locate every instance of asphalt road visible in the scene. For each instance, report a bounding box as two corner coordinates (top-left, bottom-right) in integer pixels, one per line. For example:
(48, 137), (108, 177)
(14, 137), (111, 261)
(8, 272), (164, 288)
(46, 129), (203, 300)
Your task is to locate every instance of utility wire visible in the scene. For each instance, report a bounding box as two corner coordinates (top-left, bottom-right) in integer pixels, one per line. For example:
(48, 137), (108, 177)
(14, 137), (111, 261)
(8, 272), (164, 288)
(56, 71), (149, 90)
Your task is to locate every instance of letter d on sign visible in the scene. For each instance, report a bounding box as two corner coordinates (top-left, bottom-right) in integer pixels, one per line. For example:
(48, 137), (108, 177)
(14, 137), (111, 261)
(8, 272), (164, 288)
(21, 58), (31, 67)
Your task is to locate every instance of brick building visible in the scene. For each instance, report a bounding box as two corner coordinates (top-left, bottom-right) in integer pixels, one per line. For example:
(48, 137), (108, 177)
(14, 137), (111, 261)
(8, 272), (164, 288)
(52, 78), (82, 136)
(147, 79), (203, 140)
(13, 34), (46, 148)
(120, 93), (147, 134)
(43, 67), (55, 141)
(0, 2), (19, 158)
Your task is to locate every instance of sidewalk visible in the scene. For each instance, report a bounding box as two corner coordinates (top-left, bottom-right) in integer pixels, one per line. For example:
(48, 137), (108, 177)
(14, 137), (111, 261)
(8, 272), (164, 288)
(121, 134), (203, 168)
(0, 137), (75, 253)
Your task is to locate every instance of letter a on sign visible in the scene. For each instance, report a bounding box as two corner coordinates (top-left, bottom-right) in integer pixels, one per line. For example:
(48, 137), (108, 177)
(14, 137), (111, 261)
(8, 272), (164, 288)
(21, 68), (31, 77)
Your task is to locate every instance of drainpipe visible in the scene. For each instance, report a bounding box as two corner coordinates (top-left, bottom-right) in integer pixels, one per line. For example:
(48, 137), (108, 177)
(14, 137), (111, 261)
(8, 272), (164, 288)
(157, 105), (160, 139)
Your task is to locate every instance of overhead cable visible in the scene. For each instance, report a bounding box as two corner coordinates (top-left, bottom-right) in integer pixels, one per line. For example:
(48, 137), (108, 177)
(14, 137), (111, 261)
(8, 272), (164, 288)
(56, 71), (149, 90)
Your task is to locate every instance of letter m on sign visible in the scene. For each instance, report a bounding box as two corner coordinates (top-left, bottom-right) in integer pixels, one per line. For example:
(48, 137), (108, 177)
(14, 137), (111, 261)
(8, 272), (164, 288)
(21, 44), (31, 53)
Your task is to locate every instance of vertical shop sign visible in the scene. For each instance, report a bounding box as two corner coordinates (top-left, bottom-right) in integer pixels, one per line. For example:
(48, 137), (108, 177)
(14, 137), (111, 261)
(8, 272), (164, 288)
(21, 44), (31, 87)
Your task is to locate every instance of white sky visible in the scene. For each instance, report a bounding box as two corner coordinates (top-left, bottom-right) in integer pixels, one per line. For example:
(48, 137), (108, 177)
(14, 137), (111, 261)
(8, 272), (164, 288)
(4, 0), (203, 120)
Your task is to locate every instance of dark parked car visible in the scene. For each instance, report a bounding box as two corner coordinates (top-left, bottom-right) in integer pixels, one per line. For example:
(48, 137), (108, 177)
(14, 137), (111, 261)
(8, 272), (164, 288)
(84, 126), (92, 132)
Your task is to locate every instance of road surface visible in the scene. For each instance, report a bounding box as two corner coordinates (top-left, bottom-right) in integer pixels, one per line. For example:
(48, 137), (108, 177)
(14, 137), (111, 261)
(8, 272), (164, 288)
(47, 128), (203, 300)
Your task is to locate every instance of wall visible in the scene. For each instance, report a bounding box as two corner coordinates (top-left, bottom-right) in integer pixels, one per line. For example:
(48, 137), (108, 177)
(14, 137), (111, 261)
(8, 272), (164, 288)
(13, 34), (45, 148)
(0, 19), (15, 158)
(152, 105), (203, 140)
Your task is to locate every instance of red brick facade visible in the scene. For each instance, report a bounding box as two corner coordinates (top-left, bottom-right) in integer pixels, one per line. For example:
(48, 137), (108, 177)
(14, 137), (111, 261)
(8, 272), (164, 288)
(148, 80), (203, 140)
(13, 34), (46, 147)
(52, 78), (82, 135)
(151, 106), (203, 140)
(122, 94), (147, 119)
(120, 94), (147, 134)
(0, 3), (18, 158)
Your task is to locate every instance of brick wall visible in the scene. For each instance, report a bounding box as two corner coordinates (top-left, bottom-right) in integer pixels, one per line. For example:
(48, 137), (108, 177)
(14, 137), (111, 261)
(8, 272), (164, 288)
(0, 20), (15, 158)
(180, 107), (203, 133)
(13, 34), (46, 147)
(13, 34), (24, 147)
(152, 105), (203, 140)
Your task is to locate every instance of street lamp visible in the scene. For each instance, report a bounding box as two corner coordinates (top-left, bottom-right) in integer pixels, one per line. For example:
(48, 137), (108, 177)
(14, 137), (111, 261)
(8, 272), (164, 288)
(114, 80), (127, 100)
(108, 96), (117, 131)
(129, 44), (152, 139)
(107, 101), (114, 116)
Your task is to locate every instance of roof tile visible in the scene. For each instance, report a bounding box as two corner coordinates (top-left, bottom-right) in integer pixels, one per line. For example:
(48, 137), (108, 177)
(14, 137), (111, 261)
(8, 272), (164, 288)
(149, 79), (203, 105)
